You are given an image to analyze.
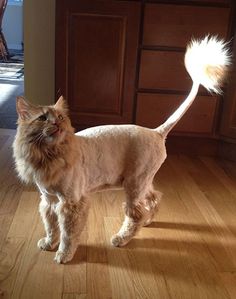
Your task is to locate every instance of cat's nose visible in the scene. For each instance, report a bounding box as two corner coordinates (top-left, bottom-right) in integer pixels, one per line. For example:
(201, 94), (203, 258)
(52, 120), (59, 126)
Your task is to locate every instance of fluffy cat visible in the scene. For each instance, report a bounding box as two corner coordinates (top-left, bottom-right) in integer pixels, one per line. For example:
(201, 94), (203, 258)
(13, 36), (230, 264)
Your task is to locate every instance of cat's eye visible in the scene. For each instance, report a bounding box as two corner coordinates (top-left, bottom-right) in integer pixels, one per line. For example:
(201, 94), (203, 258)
(58, 114), (63, 121)
(38, 114), (47, 121)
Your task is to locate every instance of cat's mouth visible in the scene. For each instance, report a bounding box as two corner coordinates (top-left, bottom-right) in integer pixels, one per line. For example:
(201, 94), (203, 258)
(48, 127), (61, 137)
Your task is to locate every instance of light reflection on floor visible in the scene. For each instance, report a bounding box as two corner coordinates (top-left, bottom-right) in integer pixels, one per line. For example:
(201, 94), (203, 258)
(0, 82), (19, 107)
(0, 80), (24, 129)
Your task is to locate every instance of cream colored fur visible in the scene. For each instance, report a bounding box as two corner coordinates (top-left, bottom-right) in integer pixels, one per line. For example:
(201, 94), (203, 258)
(13, 36), (230, 263)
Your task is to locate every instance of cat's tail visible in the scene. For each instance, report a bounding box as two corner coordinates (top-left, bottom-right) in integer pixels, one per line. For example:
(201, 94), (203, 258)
(156, 35), (231, 137)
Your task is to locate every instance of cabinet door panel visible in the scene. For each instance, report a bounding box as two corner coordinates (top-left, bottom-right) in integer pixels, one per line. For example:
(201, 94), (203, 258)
(56, 0), (140, 129)
(139, 50), (190, 91)
(220, 78), (236, 138)
(69, 14), (125, 115)
(143, 4), (230, 47)
(136, 93), (218, 134)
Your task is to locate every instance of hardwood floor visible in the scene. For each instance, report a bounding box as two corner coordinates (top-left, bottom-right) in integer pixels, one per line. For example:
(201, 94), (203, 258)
(0, 128), (236, 299)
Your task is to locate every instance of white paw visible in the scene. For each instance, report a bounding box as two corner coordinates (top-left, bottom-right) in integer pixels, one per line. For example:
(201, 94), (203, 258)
(111, 234), (127, 247)
(54, 250), (73, 264)
(37, 238), (52, 251)
(37, 237), (57, 251)
(143, 218), (152, 227)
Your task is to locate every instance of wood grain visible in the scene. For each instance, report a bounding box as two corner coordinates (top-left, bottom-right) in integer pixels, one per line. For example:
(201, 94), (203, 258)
(1, 129), (236, 298)
(136, 93), (218, 133)
(139, 50), (189, 91)
(143, 4), (230, 47)
(63, 294), (87, 299)
(0, 129), (23, 251)
(220, 26), (236, 139)
(63, 230), (87, 294)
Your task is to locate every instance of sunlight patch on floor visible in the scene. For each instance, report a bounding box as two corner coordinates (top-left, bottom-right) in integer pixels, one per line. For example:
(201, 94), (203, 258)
(0, 82), (19, 109)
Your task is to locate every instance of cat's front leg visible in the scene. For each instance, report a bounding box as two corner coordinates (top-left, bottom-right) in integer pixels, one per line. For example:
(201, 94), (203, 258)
(54, 196), (89, 264)
(38, 194), (60, 251)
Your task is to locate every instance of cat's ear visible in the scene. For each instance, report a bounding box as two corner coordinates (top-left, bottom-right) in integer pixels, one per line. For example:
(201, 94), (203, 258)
(54, 96), (68, 113)
(16, 96), (39, 121)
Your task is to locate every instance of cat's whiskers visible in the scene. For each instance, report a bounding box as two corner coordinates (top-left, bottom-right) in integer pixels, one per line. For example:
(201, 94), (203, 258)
(32, 131), (45, 146)
(45, 126), (57, 135)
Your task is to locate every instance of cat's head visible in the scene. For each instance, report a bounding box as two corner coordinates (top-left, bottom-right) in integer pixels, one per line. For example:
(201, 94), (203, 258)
(16, 96), (74, 146)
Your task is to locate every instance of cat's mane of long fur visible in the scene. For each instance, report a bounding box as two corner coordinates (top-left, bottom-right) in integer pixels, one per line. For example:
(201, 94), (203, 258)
(13, 108), (77, 186)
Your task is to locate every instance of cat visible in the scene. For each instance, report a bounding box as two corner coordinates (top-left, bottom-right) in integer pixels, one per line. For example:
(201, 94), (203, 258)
(13, 36), (230, 264)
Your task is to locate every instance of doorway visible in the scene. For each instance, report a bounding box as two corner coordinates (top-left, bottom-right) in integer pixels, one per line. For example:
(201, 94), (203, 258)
(0, 0), (23, 129)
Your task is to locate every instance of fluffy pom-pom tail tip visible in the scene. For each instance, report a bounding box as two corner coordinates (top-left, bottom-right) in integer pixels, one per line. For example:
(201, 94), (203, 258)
(185, 35), (232, 94)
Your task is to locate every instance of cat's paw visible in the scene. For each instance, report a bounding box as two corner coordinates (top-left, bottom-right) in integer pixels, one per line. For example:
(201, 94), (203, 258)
(37, 237), (57, 251)
(111, 234), (127, 247)
(143, 217), (153, 227)
(54, 250), (73, 264)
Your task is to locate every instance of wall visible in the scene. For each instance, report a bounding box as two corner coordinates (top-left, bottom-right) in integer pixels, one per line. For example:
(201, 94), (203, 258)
(24, 0), (55, 105)
(2, 2), (23, 50)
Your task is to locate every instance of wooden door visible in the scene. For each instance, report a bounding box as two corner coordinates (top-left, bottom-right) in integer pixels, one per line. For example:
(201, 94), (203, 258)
(56, 0), (141, 130)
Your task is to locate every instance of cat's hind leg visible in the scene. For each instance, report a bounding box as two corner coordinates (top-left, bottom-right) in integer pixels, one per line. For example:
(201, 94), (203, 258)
(111, 178), (155, 247)
(111, 199), (150, 247)
(111, 179), (162, 247)
(143, 189), (162, 227)
(38, 194), (60, 251)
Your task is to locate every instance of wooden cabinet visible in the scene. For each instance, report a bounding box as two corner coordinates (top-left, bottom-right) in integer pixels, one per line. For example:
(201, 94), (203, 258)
(56, 0), (141, 129)
(56, 0), (235, 155)
(136, 2), (232, 136)
(219, 28), (236, 161)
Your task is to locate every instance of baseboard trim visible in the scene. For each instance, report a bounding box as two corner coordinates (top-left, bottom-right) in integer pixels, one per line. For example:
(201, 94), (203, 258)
(219, 140), (236, 162)
(166, 136), (219, 156)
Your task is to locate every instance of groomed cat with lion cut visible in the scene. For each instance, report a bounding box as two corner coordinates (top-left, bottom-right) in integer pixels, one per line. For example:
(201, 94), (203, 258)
(13, 36), (230, 264)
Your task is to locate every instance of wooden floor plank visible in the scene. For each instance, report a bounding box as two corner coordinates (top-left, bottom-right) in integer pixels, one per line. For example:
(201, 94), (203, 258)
(86, 195), (113, 299)
(220, 272), (236, 299)
(0, 192), (39, 298)
(87, 193), (109, 264)
(63, 230), (87, 294)
(63, 294), (87, 299)
(153, 161), (229, 299)
(11, 216), (64, 299)
(0, 237), (25, 299)
(125, 229), (171, 299)
(104, 217), (137, 299)
(182, 155), (236, 227)
(218, 159), (236, 183)
(200, 157), (236, 195)
(168, 155), (236, 273)
(0, 131), (23, 250)
(86, 262), (112, 299)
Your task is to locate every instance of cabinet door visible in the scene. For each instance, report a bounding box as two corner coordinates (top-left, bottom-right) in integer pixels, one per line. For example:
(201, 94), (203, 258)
(220, 33), (236, 139)
(221, 87), (236, 139)
(56, 0), (140, 129)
